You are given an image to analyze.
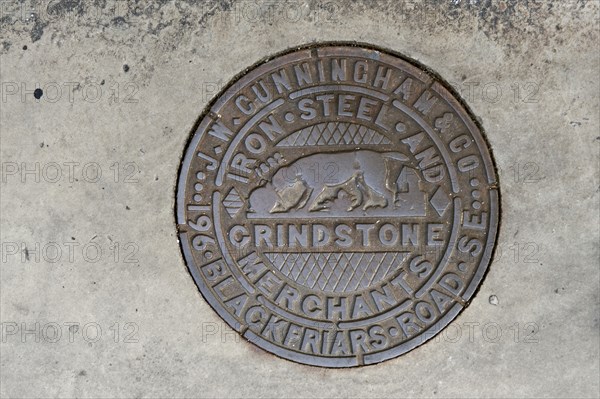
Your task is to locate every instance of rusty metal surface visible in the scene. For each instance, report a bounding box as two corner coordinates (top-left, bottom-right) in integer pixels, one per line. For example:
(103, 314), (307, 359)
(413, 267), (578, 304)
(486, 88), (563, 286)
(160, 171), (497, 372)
(176, 44), (499, 367)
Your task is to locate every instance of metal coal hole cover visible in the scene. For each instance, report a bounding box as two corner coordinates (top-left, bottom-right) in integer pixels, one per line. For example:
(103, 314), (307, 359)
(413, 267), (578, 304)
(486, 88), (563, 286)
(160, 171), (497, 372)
(176, 44), (499, 368)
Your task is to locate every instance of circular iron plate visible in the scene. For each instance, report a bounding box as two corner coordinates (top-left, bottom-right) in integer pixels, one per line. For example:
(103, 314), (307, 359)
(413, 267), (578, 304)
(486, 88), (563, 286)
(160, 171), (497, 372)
(176, 44), (499, 367)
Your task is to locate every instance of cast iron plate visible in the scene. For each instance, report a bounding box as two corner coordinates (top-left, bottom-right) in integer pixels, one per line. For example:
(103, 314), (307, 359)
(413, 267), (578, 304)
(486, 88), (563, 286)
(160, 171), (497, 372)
(176, 44), (499, 367)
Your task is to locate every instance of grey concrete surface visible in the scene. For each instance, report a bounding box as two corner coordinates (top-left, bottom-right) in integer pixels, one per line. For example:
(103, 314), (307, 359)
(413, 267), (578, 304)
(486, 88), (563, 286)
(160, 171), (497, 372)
(0, 0), (598, 398)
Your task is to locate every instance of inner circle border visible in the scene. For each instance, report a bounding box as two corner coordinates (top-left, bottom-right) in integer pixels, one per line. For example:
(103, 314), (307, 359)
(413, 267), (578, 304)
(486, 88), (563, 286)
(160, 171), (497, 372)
(175, 42), (501, 368)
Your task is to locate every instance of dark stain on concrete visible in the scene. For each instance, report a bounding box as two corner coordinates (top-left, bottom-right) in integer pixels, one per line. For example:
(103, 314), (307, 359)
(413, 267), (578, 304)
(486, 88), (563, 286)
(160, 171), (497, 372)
(30, 19), (47, 42)
(111, 16), (128, 27)
(47, 0), (85, 18)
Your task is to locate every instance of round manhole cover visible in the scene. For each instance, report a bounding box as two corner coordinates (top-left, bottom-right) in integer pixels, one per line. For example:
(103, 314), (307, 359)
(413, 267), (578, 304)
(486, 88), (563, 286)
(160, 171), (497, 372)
(176, 44), (499, 367)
